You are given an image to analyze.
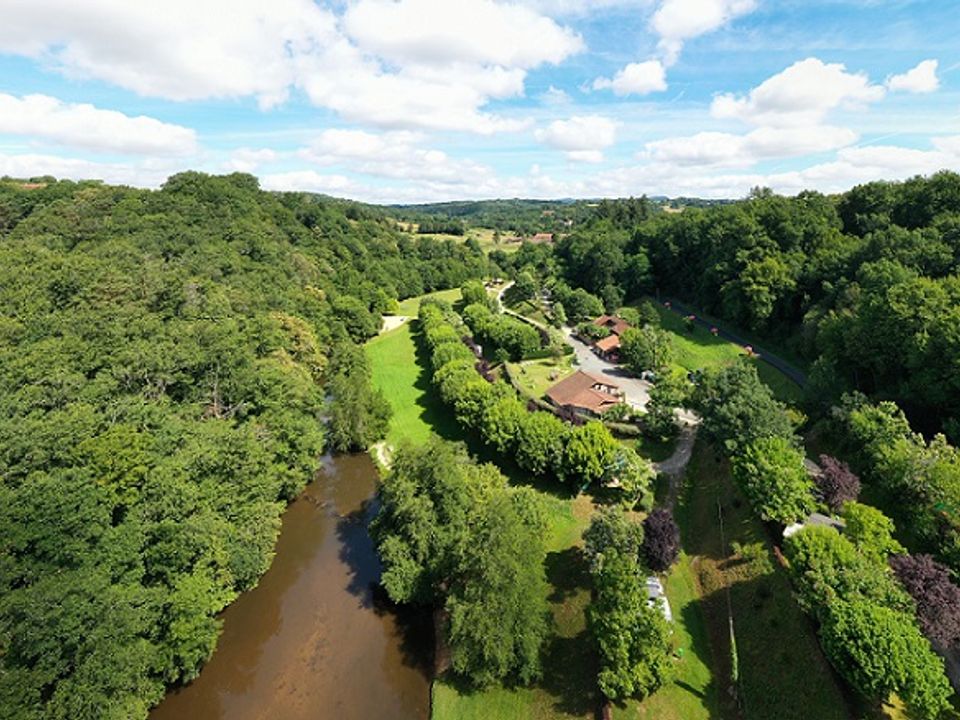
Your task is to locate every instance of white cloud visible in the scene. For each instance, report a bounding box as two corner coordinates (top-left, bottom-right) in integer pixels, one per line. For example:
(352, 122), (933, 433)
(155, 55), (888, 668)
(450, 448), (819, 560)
(0, 93), (197, 156)
(644, 125), (858, 167)
(520, 0), (651, 15)
(298, 129), (493, 183)
(711, 58), (886, 127)
(593, 60), (667, 96)
(0, 0), (334, 109)
(224, 148), (278, 173)
(260, 171), (359, 195)
(343, 0), (582, 68)
(541, 85), (572, 105)
(535, 115), (618, 162)
(886, 59), (940, 94)
(651, 0), (756, 65)
(0, 151), (187, 187)
(0, 0), (579, 134)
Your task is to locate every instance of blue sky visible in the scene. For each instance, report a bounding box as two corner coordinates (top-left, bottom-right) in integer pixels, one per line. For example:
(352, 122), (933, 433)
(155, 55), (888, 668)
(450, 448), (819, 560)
(0, 0), (957, 202)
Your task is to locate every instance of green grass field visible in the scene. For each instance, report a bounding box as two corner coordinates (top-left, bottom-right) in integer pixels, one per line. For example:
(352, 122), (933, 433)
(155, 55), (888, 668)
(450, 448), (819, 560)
(673, 442), (850, 720)
(650, 304), (804, 406)
(395, 287), (462, 317)
(366, 322), (464, 448)
(506, 357), (574, 400)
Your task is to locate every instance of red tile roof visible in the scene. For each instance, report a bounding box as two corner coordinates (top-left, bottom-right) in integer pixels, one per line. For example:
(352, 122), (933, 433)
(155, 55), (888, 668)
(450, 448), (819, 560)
(593, 315), (631, 336)
(594, 334), (621, 353)
(546, 370), (622, 414)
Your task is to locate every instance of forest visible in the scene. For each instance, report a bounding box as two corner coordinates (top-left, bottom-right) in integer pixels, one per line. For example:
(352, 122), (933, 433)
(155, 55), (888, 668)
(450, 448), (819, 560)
(0, 173), (488, 719)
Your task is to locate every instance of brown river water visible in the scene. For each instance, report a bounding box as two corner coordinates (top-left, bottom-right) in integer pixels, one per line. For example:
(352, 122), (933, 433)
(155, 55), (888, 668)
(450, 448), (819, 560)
(151, 454), (431, 720)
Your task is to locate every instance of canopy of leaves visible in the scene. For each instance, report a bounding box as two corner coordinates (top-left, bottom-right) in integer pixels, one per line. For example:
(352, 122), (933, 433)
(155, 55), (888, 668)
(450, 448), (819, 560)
(890, 553), (960, 648)
(0, 173), (488, 719)
(691, 362), (794, 452)
(641, 508), (681, 572)
(587, 551), (673, 700)
(372, 439), (549, 687)
(731, 436), (816, 525)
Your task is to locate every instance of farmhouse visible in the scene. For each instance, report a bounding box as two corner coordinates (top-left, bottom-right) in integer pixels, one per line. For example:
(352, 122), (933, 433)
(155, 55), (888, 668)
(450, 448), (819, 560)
(545, 370), (623, 416)
(590, 315), (632, 361)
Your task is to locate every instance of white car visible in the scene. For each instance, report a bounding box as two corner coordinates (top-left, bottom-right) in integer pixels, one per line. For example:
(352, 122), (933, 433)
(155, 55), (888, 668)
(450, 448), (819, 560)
(645, 576), (673, 623)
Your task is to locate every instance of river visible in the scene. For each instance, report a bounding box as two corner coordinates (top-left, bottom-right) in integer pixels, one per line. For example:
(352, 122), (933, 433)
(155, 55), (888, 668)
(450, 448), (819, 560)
(151, 453), (431, 720)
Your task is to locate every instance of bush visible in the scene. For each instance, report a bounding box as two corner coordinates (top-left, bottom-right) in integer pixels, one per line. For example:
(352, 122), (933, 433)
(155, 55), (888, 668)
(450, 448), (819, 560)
(815, 455), (861, 512)
(641, 508), (681, 572)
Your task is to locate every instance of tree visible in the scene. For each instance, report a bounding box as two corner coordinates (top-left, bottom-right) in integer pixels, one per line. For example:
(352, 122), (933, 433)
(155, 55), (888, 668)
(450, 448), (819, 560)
(461, 279), (491, 308)
(515, 411), (568, 477)
(890, 553), (960, 647)
(588, 551), (673, 700)
(731, 436), (815, 524)
(619, 326), (673, 374)
(691, 362), (794, 451)
(373, 440), (550, 687)
(840, 502), (904, 561)
(551, 301), (567, 328)
(642, 508), (681, 571)
(820, 600), (952, 720)
(564, 421), (619, 485)
(447, 488), (550, 687)
(583, 507), (644, 574)
(513, 270), (537, 302)
(815, 455), (861, 512)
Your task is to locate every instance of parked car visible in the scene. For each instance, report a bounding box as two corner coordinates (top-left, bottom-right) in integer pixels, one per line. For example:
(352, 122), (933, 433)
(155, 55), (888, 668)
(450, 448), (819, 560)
(645, 576), (673, 623)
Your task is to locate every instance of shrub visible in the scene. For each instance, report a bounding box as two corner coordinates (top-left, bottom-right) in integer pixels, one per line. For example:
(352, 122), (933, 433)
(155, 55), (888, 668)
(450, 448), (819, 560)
(641, 508), (681, 572)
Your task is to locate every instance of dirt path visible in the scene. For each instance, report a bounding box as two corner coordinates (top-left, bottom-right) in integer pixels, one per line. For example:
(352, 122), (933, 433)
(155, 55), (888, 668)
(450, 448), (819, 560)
(380, 315), (409, 334)
(653, 413), (700, 510)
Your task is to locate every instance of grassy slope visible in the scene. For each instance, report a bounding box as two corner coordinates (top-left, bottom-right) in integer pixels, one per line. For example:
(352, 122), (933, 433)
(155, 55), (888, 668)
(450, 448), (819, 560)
(674, 442), (850, 720)
(652, 304), (804, 407)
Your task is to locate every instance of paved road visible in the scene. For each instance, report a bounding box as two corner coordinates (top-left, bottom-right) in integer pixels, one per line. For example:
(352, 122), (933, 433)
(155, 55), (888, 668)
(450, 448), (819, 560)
(663, 298), (807, 387)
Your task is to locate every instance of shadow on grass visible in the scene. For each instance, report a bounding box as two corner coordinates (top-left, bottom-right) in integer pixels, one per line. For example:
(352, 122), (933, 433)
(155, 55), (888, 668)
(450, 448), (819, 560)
(540, 630), (599, 717)
(545, 546), (588, 603)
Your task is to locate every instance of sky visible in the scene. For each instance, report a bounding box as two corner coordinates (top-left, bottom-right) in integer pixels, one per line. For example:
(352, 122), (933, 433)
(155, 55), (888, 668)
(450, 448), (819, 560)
(0, 0), (958, 203)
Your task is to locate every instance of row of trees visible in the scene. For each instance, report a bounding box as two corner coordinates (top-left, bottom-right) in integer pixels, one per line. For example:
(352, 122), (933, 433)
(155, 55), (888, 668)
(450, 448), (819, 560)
(462, 301), (544, 362)
(371, 439), (549, 686)
(784, 524), (952, 719)
(582, 508), (678, 701)
(835, 394), (960, 573)
(686, 361), (956, 715)
(420, 300), (654, 501)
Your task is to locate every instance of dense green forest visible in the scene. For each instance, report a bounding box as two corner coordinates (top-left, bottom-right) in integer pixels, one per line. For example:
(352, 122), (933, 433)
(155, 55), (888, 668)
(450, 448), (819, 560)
(0, 173), (488, 719)
(515, 173), (960, 440)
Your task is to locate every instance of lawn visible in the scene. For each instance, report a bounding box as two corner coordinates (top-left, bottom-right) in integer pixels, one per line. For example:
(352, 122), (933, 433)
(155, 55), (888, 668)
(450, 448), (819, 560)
(366, 321), (463, 448)
(507, 357), (574, 400)
(649, 304), (804, 407)
(395, 287), (462, 317)
(673, 442), (851, 720)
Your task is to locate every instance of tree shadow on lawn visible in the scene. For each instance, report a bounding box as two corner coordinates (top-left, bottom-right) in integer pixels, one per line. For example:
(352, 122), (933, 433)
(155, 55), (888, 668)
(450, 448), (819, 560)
(540, 630), (599, 717)
(545, 546), (589, 604)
